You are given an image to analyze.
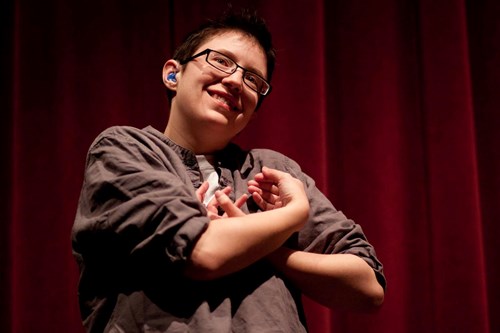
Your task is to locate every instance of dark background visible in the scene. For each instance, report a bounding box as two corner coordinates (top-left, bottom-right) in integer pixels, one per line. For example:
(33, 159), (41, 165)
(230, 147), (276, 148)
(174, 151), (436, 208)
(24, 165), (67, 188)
(3, 0), (500, 332)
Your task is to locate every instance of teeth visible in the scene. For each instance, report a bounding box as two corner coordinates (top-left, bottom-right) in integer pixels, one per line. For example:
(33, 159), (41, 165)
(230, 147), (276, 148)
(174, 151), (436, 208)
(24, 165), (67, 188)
(213, 94), (232, 107)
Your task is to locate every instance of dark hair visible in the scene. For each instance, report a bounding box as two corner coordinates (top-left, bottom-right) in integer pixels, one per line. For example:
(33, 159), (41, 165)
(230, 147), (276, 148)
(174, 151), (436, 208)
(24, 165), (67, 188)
(167, 9), (276, 105)
(174, 10), (275, 81)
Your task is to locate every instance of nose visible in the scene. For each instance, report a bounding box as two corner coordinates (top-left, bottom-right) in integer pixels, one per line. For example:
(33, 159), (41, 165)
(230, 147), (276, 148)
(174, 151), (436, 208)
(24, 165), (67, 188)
(221, 68), (244, 92)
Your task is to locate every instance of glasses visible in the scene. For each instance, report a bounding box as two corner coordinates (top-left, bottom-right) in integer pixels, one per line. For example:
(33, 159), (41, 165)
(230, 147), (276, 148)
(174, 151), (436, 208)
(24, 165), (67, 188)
(180, 49), (272, 96)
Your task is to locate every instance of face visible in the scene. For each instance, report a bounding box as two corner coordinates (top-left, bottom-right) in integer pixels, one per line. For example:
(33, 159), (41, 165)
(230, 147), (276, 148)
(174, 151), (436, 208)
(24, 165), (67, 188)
(164, 31), (267, 148)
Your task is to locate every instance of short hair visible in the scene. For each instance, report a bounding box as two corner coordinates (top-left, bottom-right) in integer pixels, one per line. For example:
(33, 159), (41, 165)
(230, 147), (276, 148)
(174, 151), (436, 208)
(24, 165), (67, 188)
(167, 9), (276, 105)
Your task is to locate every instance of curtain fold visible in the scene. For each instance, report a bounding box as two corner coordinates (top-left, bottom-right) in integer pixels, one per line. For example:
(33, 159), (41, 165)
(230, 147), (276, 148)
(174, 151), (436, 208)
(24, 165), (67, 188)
(4, 1), (499, 332)
(417, 1), (488, 332)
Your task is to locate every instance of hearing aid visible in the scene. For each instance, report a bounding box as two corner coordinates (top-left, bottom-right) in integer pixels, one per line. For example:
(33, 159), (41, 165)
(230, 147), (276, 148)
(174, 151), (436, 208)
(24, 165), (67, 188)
(166, 72), (177, 82)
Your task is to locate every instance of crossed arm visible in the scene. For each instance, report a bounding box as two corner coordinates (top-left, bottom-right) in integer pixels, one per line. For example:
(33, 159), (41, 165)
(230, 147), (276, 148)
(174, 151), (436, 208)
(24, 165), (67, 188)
(186, 167), (384, 311)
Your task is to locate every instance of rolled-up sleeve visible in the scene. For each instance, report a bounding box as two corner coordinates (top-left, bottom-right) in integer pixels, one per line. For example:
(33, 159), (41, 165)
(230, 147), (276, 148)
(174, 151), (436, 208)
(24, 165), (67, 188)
(274, 153), (387, 290)
(72, 128), (209, 268)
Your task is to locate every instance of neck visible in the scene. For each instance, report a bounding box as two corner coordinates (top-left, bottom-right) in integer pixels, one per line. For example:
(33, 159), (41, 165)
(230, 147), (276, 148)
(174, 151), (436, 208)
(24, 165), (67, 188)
(164, 121), (230, 154)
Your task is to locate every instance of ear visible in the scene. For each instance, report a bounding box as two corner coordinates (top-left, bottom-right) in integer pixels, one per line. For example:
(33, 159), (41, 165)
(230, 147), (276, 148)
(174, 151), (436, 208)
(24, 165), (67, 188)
(162, 59), (181, 91)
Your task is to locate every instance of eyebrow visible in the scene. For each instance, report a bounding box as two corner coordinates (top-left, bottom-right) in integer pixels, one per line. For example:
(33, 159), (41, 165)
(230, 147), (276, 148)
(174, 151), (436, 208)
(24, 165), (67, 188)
(215, 48), (267, 79)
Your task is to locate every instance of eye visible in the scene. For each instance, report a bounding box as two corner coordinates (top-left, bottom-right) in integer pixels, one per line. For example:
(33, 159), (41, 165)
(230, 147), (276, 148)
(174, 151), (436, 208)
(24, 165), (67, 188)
(245, 73), (257, 83)
(212, 55), (232, 68)
(244, 72), (262, 89)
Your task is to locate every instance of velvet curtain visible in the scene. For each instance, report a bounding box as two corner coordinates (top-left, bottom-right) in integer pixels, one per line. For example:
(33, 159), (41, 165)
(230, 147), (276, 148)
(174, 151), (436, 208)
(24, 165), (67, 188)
(4, 0), (499, 332)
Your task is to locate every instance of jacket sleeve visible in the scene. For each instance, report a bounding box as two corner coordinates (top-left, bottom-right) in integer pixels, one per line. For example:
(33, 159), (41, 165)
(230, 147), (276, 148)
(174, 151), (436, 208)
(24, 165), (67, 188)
(72, 128), (209, 269)
(277, 153), (386, 290)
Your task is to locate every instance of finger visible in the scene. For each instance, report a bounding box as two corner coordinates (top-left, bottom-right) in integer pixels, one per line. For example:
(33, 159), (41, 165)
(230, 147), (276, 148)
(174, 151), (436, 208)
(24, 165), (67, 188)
(273, 200), (284, 209)
(247, 179), (260, 187)
(234, 194), (248, 209)
(205, 204), (218, 215)
(215, 190), (244, 217)
(207, 211), (222, 220)
(260, 192), (280, 205)
(261, 167), (307, 207)
(222, 194), (248, 218)
(196, 181), (209, 202)
(252, 192), (278, 211)
(255, 182), (279, 194)
(247, 184), (263, 196)
(255, 166), (287, 179)
(252, 173), (264, 182)
(221, 186), (232, 194)
(206, 186), (232, 208)
(252, 173), (278, 185)
(248, 179), (279, 197)
(252, 192), (268, 210)
(249, 184), (280, 204)
(261, 166), (289, 182)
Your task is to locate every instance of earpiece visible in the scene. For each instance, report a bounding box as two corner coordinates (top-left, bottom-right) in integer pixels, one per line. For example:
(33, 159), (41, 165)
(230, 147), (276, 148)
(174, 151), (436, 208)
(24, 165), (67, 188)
(166, 72), (177, 82)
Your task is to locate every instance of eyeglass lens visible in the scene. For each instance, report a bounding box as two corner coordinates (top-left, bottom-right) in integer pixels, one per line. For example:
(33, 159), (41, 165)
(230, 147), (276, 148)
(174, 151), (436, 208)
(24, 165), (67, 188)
(206, 51), (269, 95)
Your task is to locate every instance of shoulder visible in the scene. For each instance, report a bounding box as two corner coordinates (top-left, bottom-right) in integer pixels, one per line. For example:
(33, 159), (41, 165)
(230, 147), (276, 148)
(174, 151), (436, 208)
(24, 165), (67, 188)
(88, 125), (175, 154)
(218, 144), (303, 177)
(85, 125), (180, 167)
(91, 126), (156, 147)
(243, 148), (307, 181)
(249, 148), (302, 173)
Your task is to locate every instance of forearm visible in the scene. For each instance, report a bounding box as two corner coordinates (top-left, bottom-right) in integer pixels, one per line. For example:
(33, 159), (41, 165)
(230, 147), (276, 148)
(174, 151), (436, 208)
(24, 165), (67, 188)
(267, 247), (384, 311)
(185, 204), (308, 280)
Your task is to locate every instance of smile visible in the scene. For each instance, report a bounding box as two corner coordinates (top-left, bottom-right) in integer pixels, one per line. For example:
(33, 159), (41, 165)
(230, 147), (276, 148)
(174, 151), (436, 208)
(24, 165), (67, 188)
(209, 92), (239, 112)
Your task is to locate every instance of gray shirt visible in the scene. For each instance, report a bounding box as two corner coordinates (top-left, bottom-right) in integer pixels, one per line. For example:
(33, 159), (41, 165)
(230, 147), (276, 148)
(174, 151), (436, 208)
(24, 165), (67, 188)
(72, 126), (385, 333)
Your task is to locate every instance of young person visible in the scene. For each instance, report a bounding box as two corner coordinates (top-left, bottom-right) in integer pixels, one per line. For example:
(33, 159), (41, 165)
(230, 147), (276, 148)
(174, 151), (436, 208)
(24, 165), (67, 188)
(72, 10), (386, 333)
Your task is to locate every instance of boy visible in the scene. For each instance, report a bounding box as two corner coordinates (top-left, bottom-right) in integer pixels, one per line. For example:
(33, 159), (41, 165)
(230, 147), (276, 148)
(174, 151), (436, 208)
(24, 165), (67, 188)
(72, 10), (385, 333)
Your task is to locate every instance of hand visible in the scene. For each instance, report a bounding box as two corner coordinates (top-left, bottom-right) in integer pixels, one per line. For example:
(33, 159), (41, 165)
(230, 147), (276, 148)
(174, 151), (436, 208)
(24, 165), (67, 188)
(195, 181), (210, 203)
(248, 167), (309, 214)
(210, 190), (248, 219)
(248, 174), (281, 210)
(196, 182), (247, 220)
(186, 169), (309, 280)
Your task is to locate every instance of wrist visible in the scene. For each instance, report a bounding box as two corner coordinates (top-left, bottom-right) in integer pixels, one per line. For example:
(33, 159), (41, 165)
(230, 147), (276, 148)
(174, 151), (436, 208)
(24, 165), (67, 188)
(283, 201), (309, 230)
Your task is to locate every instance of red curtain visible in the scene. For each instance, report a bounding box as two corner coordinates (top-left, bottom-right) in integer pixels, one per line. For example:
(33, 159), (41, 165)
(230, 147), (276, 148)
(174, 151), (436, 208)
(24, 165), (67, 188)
(4, 0), (499, 332)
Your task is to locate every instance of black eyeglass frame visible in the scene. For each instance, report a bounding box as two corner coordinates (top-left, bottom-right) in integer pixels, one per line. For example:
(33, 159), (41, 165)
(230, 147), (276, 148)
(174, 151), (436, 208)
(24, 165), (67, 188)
(180, 49), (272, 96)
